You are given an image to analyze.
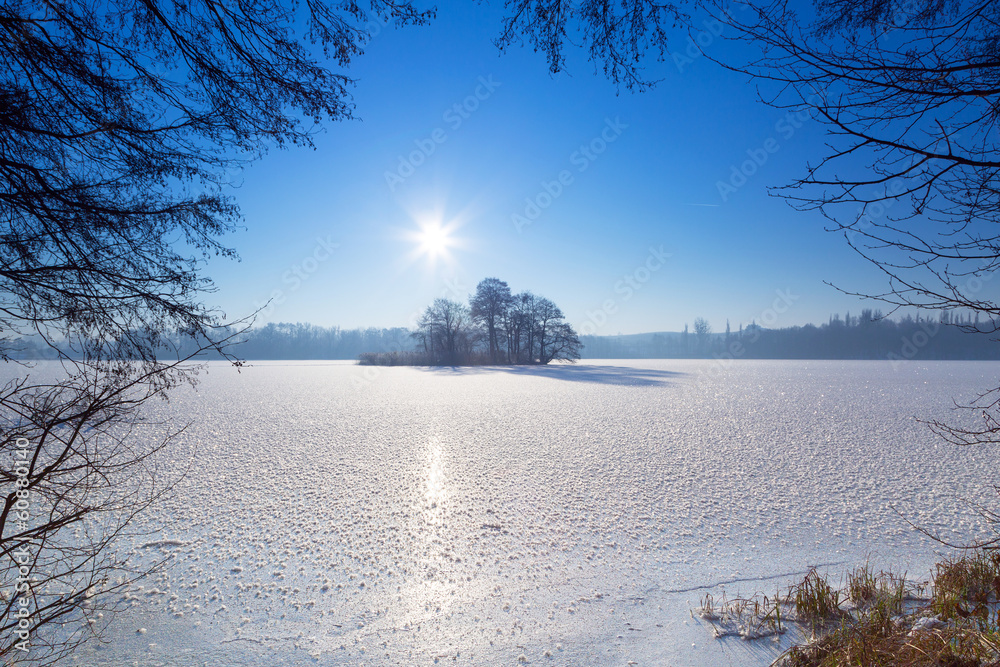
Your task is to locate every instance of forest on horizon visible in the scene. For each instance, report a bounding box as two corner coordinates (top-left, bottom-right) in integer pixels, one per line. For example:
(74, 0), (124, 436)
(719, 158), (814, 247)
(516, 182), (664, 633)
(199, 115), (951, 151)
(153, 309), (1000, 361)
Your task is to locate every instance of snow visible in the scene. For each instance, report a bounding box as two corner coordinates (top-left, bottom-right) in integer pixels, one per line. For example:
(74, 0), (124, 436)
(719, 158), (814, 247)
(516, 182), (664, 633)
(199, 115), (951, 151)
(62, 359), (1000, 666)
(909, 615), (945, 635)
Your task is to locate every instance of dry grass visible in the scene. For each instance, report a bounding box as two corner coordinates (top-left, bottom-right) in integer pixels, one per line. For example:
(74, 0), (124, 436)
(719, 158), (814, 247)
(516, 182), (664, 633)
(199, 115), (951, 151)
(694, 552), (1000, 666)
(793, 567), (846, 630)
(783, 619), (1000, 667)
(776, 551), (1000, 667)
(846, 560), (907, 613)
(697, 589), (786, 639)
(933, 550), (1000, 630)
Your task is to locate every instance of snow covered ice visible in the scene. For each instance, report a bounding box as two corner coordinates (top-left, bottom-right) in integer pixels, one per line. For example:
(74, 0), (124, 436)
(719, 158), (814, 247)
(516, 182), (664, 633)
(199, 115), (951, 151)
(64, 359), (1000, 666)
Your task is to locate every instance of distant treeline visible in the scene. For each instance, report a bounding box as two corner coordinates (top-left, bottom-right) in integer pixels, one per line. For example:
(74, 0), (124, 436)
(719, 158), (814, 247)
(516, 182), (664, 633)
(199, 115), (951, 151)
(227, 310), (999, 362)
(223, 323), (414, 360)
(582, 310), (1000, 360)
(18, 310), (996, 362)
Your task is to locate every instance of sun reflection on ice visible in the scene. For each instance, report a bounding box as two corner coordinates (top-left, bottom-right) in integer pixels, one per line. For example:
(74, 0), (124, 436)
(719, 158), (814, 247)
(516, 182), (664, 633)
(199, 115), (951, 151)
(392, 435), (496, 656)
(424, 441), (447, 517)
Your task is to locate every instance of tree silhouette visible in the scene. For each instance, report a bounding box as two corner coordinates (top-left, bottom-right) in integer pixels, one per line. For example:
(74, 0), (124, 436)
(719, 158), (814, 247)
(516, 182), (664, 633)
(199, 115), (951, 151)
(470, 278), (513, 364)
(0, 0), (432, 660)
(493, 0), (685, 90)
(413, 298), (477, 365)
(389, 280), (580, 366)
(506, 0), (1000, 537)
(693, 317), (712, 353)
(706, 1), (1000, 321)
(701, 0), (1000, 504)
(510, 292), (539, 364)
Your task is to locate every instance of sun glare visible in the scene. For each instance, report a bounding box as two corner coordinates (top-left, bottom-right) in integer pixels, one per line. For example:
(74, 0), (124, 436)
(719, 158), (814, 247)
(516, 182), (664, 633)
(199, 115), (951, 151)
(397, 207), (472, 273)
(418, 223), (451, 259)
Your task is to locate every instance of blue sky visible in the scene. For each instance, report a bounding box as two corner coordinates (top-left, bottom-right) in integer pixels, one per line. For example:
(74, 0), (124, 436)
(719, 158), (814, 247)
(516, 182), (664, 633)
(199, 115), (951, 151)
(201, 0), (895, 336)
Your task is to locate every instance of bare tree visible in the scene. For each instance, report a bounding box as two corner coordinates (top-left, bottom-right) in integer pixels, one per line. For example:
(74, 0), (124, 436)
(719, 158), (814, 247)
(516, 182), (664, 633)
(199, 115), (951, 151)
(403, 284), (580, 366)
(510, 292), (540, 364)
(693, 317), (712, 353)
(540, 322), (582, 363)
(414, 299), (476, 365)
(493, 0), (686, 90)
(0, 0), (432, 661)
(503, 0), (1000, 538)
(500, 292), (580, 364)
(706, 0), (1000, 321)
(699, 0), (1000, 514)
(470, 278), (513, 364)
(534, 297), (581, 363)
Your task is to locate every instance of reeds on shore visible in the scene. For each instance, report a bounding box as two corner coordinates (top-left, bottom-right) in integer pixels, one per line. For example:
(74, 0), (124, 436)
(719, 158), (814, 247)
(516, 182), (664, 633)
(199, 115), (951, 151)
(695, 550), (1000, 666)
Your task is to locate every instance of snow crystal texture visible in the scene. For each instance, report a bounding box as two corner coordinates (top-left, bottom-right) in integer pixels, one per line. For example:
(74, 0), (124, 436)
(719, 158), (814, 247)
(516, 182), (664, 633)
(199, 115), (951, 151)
(64, 359), (1000, 666)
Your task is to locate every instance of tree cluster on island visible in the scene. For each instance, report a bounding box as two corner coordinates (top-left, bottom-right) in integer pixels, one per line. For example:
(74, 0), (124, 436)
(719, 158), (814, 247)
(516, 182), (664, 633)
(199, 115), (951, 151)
(359, 278), (582, 366)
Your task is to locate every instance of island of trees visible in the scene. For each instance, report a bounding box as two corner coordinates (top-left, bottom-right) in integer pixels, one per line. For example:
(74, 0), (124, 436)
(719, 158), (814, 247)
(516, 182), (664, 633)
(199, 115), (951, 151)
(359, 278), (583, 366)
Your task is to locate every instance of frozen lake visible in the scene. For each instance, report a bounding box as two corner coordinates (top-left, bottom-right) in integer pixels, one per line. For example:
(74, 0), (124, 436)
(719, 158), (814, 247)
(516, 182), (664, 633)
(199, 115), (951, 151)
(67, 359), (1000, 666)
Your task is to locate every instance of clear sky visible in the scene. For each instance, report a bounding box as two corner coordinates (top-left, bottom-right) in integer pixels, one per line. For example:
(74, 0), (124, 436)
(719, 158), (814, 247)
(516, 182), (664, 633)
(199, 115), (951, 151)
(200, 0), (895, 336)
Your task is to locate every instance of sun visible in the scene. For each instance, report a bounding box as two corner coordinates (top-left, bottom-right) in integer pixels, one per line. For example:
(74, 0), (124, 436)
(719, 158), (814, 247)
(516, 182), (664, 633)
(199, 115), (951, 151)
(410, 219), (461, 266)
(417, 223), (451, 259)
(397, 207), (470, 273)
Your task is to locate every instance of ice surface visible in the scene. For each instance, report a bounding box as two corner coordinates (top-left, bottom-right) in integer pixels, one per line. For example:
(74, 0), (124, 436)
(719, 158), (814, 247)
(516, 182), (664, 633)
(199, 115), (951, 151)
(62, 359), (1000, 666)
